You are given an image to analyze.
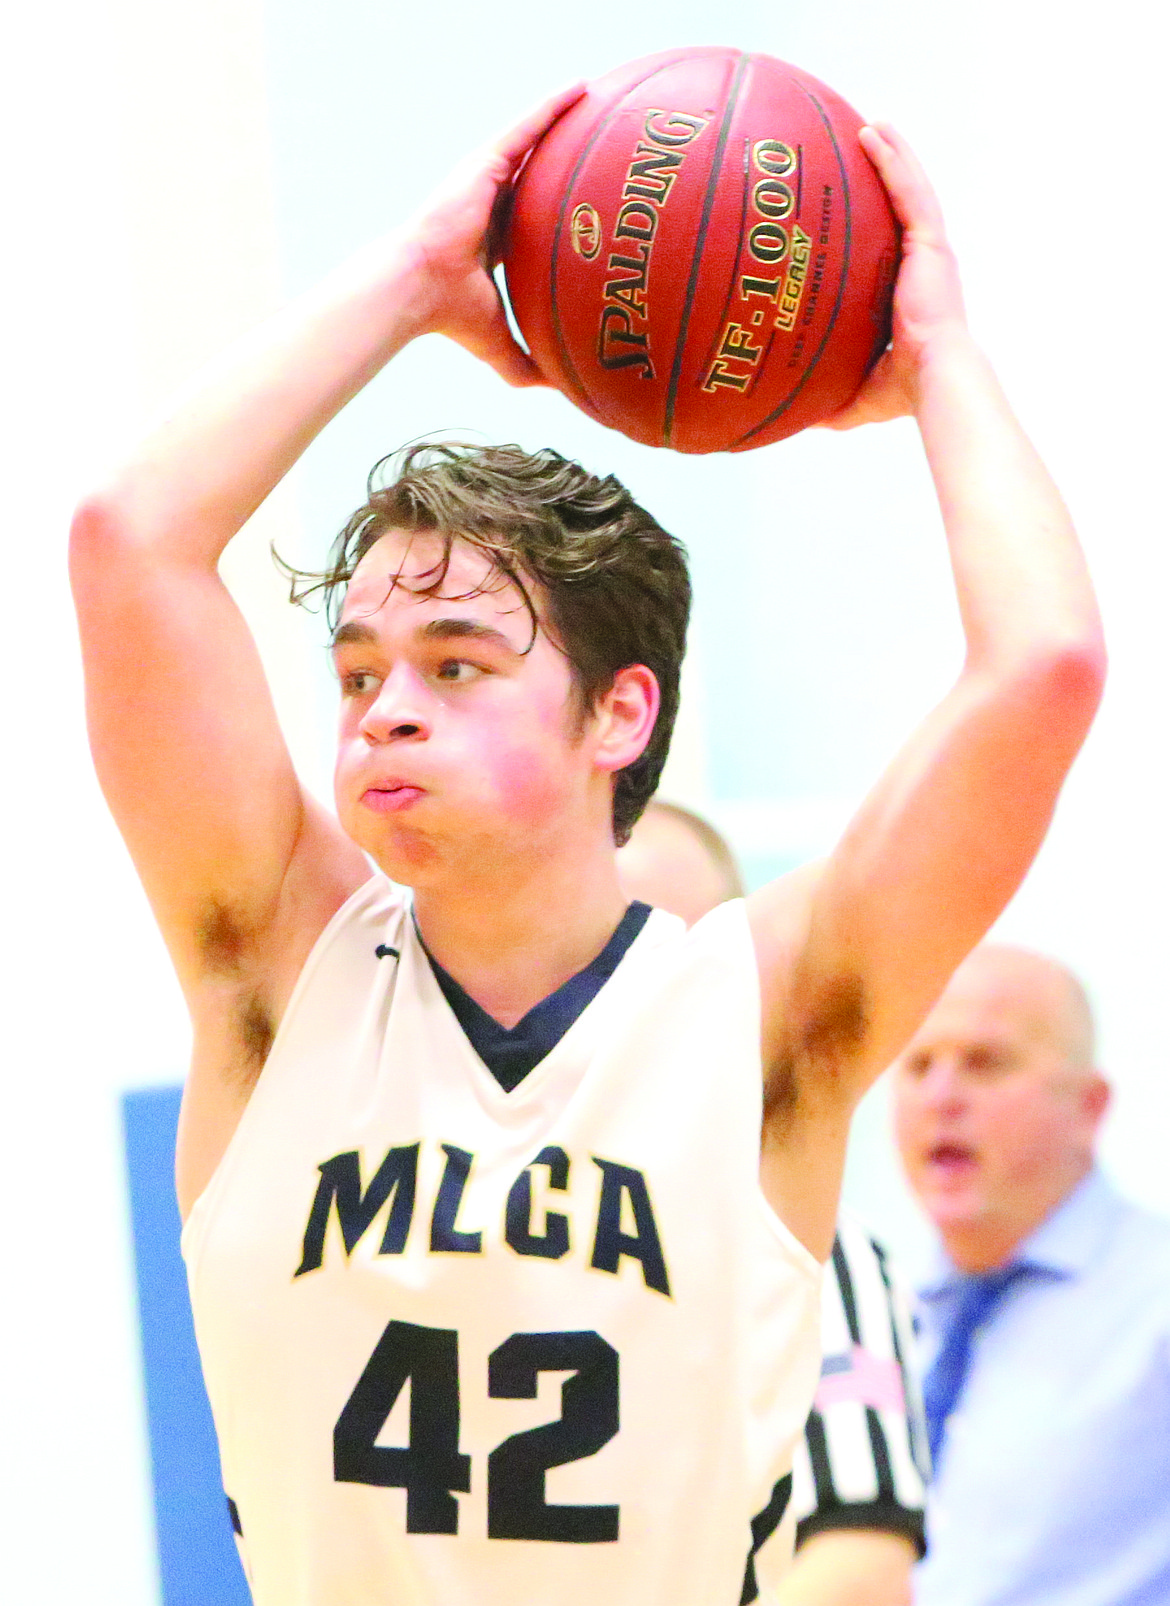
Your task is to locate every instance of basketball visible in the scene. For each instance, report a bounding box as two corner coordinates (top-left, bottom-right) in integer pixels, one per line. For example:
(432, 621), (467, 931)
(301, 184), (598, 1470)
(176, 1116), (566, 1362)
(503, 48), (900, 453)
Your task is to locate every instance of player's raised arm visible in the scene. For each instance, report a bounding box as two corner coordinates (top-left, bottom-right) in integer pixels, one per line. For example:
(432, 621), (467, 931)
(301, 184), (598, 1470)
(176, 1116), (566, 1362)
(752, 126), (1106, 1253)
(68, 90), (579, 1165)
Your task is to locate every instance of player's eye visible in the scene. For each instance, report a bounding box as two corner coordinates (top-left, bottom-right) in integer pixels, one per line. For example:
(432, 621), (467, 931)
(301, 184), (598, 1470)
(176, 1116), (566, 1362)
(435, 659), (482, 683)
(341, 670), (381, 697)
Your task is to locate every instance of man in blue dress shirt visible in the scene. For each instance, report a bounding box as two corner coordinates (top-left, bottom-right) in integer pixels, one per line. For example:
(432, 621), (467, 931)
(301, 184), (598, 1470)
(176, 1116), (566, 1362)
(894, 943), (1170, 1606)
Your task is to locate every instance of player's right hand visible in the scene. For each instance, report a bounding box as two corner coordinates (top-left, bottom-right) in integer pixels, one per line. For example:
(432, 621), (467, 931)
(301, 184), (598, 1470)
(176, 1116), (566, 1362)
(399, 84), (585, 388)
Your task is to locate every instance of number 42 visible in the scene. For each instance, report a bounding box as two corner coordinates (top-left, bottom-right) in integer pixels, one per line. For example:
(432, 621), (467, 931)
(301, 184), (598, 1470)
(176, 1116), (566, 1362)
(334, 1320), (620, 1542)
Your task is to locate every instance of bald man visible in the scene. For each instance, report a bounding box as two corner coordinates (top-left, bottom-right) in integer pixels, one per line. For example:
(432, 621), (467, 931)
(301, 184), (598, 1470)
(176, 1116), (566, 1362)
(620, 803), (928, 1606)
(894, 946), (1170, 1606)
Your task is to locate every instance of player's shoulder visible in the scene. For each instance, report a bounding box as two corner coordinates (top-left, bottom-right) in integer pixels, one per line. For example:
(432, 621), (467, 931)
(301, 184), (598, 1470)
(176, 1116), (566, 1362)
(647, 898), (768, 1010)
(289, 868), (408, 973)
(634, 897), (754, 973)
(684, 894), (752, 945)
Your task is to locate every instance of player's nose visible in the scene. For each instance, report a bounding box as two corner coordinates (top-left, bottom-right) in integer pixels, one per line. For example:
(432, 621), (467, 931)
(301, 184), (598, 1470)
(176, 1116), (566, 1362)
(359, 665), (433, 745)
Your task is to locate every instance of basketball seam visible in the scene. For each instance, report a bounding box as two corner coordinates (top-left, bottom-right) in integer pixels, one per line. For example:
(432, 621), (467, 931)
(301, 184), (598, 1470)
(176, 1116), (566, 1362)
(546, 108), (628, 413)
(663, 50), (752, 448)
(732, 83), (854, 447)
(545, 53), (713, 421)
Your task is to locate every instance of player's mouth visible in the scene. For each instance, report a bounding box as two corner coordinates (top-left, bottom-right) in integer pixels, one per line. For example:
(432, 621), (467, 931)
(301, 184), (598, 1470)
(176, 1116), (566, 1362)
(924, 1141), (978, 1183)
(361, 783), (426, 813)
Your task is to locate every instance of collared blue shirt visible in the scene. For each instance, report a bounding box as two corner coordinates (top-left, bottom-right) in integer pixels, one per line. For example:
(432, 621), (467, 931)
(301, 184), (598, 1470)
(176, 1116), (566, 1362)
(913, 1168), (1170, 1606)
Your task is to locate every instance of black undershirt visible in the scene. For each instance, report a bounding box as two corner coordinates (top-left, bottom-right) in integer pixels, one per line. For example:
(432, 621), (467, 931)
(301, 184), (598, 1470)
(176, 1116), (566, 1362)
(419, 901), (653, 1093)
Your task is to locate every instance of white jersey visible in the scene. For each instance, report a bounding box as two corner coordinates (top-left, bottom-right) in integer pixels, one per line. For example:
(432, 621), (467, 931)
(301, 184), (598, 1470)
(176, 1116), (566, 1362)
(183, 877), (821, 1606)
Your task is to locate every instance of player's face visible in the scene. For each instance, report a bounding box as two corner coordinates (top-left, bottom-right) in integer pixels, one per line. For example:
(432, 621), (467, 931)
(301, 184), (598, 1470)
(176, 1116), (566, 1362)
(892, 966), (1098, 1254)
(331, 529), (604, 885)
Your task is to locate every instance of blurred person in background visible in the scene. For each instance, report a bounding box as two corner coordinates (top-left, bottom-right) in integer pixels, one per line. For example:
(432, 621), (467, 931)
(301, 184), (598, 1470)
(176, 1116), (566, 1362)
(621, 802), (929, 1606)
(894, 945), (1170, 1605)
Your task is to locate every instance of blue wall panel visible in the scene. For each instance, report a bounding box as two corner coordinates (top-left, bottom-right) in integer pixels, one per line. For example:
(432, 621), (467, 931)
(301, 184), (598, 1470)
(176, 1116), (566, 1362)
(122, 1087), (250, 1605)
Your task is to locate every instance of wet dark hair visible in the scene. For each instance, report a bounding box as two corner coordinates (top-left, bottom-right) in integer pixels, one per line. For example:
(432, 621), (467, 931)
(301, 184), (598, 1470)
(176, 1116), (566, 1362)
(282, 441), (691, 844)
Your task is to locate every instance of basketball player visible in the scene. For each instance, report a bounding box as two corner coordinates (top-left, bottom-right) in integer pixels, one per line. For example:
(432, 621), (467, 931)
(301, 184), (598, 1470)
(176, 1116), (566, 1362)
(620, 803), (929, 1605)
(70, 87), (1103, 1606)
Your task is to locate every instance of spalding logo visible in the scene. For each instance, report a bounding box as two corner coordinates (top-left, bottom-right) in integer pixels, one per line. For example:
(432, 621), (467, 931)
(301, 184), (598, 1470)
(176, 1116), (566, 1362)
(570, 203), (602, 260)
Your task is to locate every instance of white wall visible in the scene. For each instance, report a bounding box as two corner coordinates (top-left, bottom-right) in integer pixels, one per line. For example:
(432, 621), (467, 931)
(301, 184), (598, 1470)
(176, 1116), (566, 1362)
(2, 0), (1165, 1594)
(1, 0), (291, 1597)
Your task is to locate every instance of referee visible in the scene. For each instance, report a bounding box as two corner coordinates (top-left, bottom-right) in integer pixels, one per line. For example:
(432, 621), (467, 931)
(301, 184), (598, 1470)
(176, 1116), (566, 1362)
(783, 1211), (928, 1601)
(619, 802), (928, 1604)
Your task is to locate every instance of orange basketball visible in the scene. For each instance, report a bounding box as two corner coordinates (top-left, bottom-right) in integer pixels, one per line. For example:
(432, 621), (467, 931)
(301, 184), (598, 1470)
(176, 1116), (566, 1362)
(503, 48), (899, 453)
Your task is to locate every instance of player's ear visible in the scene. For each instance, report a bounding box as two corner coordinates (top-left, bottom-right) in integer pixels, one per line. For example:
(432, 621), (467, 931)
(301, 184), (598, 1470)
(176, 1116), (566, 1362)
(590, 665), (660, 774)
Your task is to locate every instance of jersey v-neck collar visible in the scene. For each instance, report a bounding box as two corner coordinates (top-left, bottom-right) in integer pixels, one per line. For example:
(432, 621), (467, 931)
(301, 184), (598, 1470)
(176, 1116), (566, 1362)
(417, 901), (653, 1093)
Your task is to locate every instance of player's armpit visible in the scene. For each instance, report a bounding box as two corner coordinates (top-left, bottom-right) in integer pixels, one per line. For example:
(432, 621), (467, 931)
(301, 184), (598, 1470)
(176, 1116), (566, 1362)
(756, 635), (1102, 1086)
(753, 643), (1102, 1252)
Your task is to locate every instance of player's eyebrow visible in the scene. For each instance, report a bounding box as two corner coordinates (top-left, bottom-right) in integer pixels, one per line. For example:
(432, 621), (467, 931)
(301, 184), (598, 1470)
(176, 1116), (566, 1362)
(420, 618), (519, 654)
(330, 617), (520, 654)
(330, 620), (379, 651)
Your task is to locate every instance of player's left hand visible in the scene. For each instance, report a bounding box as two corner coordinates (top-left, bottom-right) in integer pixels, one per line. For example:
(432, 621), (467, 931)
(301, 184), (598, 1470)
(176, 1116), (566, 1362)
(819, 123), (969, 430)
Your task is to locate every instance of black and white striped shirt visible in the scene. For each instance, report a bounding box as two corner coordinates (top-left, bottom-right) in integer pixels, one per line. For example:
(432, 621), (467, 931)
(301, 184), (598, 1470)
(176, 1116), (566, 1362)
(791, 1211), (929, 1552)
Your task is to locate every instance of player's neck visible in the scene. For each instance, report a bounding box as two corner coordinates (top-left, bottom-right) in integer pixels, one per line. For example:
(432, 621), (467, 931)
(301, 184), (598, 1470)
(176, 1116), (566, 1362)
(412, 838), (632, 1030)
